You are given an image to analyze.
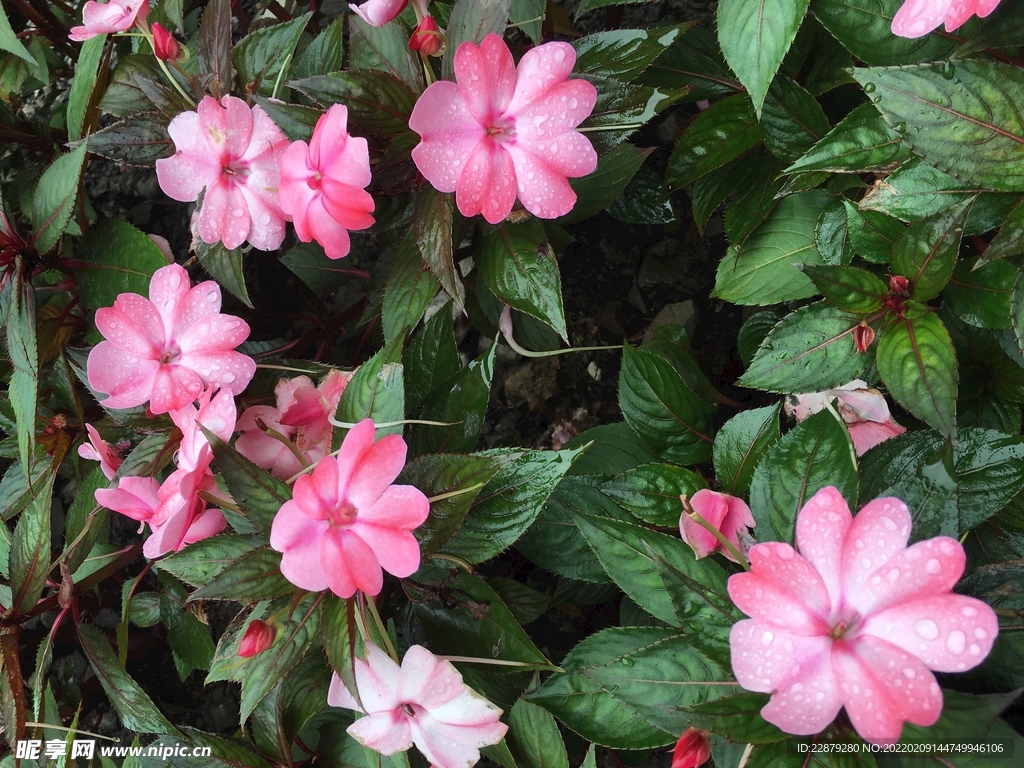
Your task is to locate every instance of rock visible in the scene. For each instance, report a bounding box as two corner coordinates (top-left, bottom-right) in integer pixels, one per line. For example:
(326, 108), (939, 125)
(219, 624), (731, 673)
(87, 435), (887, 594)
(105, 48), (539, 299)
(642, 300), (698, 344)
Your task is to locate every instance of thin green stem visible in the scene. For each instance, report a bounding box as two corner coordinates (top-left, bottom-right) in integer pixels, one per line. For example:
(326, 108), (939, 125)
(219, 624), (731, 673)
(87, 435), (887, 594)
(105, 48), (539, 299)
(427, 483), (483, 504)
(577, 123), (643, 133)
(365, 595), (399, 663)
(271, 51), (293, 100)
(428, 552), (475, 573)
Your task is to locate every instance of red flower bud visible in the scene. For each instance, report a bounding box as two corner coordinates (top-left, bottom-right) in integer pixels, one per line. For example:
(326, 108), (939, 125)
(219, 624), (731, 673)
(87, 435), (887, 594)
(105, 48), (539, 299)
(854, 322), (875, 353)
(671, 728), (711, 768)
(151, 23), (181, 62)
(238, 619), (276, 658)
(408, 15), (443, 56)
(889, 274), (910, 296)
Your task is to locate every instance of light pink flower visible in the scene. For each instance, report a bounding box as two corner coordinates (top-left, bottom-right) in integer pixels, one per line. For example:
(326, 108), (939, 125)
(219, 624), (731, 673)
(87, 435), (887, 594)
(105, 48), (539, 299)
(78, 424), (124, 480)
(349, 0), (408, 27)
(95, 448), (227, 558)
(269, 419), (429, 597)
(87, 264), (256, 415)
(409, 33), (598, 224)
(69, 0), (149, 41)
(729, 486), (998, 743)
(235, 405), (325, 480)
(328, 642), (508, 768)
(785, 380), (906, 456)
(892, 0), (1001, 38)
(169, 386), (237, 471)
(278, 105), (375, 260)
(680, 489), (755, 563)
(156, 96), (289, 251)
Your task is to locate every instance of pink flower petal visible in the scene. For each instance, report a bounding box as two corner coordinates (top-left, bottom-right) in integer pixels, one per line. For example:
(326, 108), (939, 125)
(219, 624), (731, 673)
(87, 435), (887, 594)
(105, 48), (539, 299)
(96, 299), (163, 358)
(157, 112), (222, 201)
(335, 420), (378, 499)
(504, 42), (579, 118)
(860, 594), (999, 672)
(293, 459), (339, 521)
(87, 343), (159, 409)
(850, 536), (964, 617)
(349, 711), (411, 754)
(320, 181), (376, 232)
(729, 544), (831, 635)
(241, 104), (287, 165)
(148, 363), (204, 414)
(840, 496), (912, 611)
(456, 139), (517, 224)
(347, 434), (409, 508)
(357, 643), (403, 713)
(349, 0), (408, 28)
(848, 419), (906, 456)
(410, 82), (488, 194)
(184, 508), (227, 544)
(833, 636), (943, 743)
(195, 176), (251, 250)
(237, 184), (287, 252)
(148, 264), (192, 330)
(96, 476), (161, 522)
(297, 195), (355, 259)
(397, 646), (463, 709)
(892, 0), (952, 37)
(794, 486), (853, 609)
(504, 144), (578, 220)
(411, 714), (506, 768)
(270, 502), (330, 591)
(327, 672), (362, 711)
(454, 34), (516, 126)
(321, 527), (383, 597)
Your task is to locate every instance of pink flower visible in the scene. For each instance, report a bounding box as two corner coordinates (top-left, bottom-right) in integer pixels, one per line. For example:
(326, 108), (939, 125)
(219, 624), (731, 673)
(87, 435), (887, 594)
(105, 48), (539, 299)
(349, 0), (408, 26)
(892, 0), (1001, 38)
(156, 96), (289, 251)
(278, 105), (375, 259)
(729, 486), (998, 743)
(409, 33), (598, 224)
(785, 380), (906, 456)
(328, 642), (508, 768)
(269, 419), (429, 597)
(69, 0), (149, 41)
(169, 386), (237, 471)
(238, 619), (276, 658)
(87, 264), (256, 415)
(95, 449), (227, 558)
(235, 405), (325, 481)
(78, 424), (124, 480)
(151, 22), (181, 61)
(680, 489), (755, 563)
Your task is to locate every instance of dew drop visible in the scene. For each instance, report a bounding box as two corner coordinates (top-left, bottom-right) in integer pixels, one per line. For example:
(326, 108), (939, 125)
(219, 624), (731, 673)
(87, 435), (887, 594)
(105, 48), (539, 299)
(863, 82), (876, 93)
(925, 558), (942, 575)
(620, 657), (634, 667)
(761, 630), (774, 646)
(946, 630), (965, 655)
(914, 619), (939, 640)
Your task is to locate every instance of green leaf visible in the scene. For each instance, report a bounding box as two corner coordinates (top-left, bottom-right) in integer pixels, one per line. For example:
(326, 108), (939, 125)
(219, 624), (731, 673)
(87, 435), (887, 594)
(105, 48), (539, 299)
(564, 422), (661, 477)
(803, 265), (888, 314)
(578, 74), (682, 155)
(713, 404), (782, 496)
(31, 143), (87, 253)
(717, 0), (811, 116)
(572, 25), (693, 83)
(409, 343), (495, 454)
(599, 464), (707, 527)
(576, 0), (649, 17)
(748, 408), (859, 542)
(189, 548), (293, 602)
(347, 13), (424, 90)
(667, 95), (761, 187)
(507, 698), (569, 768)
(528, 627), (727, 749)
(713, 190), (833, 306)
(442, 0), (512, 79)
(75, 219), (169, 312)
(0, 4), (38, 64)
(78, 624), (178, 735)
(64, 467), (107, 573)
(414, 187), (463, 313)
(197, 0), (232, 98)
(404, 303), (461, 411)
(6, 264), (38, 473)
(811, 0), (961, 65)
(786, 103), (911, 174)
(99, 55), (189, 117)
(890, 199), (972, 301)
(157, 534), (264, 587)
(233, 14), (309, 96)
(410, 567), (555, 671)
(295, 17), (345, 79)
(618, 344), (715, 465)
(760, 75), (831, 162)
(846, 204), (903, 263)
(639, 25), (741, 102)
(509, 0), (545, 43)
(67, 36), (105, 142)
(289, 69), (416, 136)
(382, 233), (440, 343)
(608, 164), (677, 225)
(443, 447), (582, 564)
(682, 694), (786, 744)
(9, 467), (54, 614)
(981, 197), (1024, 263)
(81, 115), (174, 166)
(478, 220), (567, 340)
(815, 190), (853, 268)
(876, 313), (958, 436)
(945, 258), (1015, 329)
(723, 153), (787, 245)
(204, 430), (292, 533)
(852, 61), (1024, 191)
(334, 338), (405, 438)
(399, 453), (501, 556)
(557, 143), (651, 225)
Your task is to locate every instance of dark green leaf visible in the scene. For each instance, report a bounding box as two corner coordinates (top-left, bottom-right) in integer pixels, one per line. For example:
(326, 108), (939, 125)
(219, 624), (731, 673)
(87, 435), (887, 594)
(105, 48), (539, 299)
(0, 4), (38, 64)
(233, 14), (309, 96)
(557, 143), (651, 226)
(442, 0), (512, 79)
(478, 220), (567, 340)
(609, 164), (677, 225)
(197, 0), (232, 98)
(193, 238), (252, 308)
(204, 430), (292, 533)
(414, 187), (463, 313)
(803, 265), (888, 314)
(760, 75), (831, 162)
(563, 422), (661, 477)
(891, 198), (972, 301)
(786, 102), (910, 174)
(75, 219), (169, 311)
(981, 197), (1024, 263)
(723, 154), (787, 245)
(876, 313), (958, 436)
(334, 339), (405, 438)
(67, 36), (105, 142)
(618, 344), (715, 465)
(508, 0), (545, 43)
(738, 310), (782, 367)
(945, 258), (1015, 329)
(851, 61), (1024, 191)
(189, 548), (293, 602)
(507, 698), (569, 768)
(404, 303), (461, 411)
(81, 114), (173, 166)
(713, 404), (782, 496)
(294, 16), (345, 79)
(639, 25), (742, 102)
(382, 233), (440, 342)
(31, 143), (87, 253)
(748, 408), (859, 542)
(289, 69), (416, 136)
(157, 534), (264, 587)
(845, 203), (903, 263)
(349, 15), (424, 92)
(667, 95), (760, 188)
(99, 55), (190, 117)
(410, 343), (494, 455)
(599, 464), (707, 527)
(578, 74), (682, 155)
(717, 0), (811, 116)
(6, 263), (38, 473)
(573, 25), (694, 83)
(9, 467), (53, 614)
(682, 694), (787, 744)
(815, 194), (853, 266)
(576, 0), (649, 17)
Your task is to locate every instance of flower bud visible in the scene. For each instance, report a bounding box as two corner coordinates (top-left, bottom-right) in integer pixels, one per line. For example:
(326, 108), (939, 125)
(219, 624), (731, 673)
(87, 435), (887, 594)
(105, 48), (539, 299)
(854, 322), (875, 353)
(151, 22), (181, 62)
(889, 274), (910, 296)
(408, 15), (444, 56)
(238, 619), (276, 658)
(671, 728), (711, 768)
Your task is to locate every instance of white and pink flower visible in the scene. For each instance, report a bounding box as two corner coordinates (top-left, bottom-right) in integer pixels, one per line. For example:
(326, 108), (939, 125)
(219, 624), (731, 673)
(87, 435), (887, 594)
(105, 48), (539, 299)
(892, 0), (1002, 38)
(785, 380), (906, 456)
(70, 0), (149, 41)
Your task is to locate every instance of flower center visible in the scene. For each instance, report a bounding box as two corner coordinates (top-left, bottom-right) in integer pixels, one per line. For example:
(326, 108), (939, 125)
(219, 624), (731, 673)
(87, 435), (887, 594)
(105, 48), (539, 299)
(307, 172), (322, 191)
(831, 620), (848, 640)
(330, 503), (357, 526)
(401, 703), (416, 717)
(486, 117), (516, 144)
(158, 346), (181, 366)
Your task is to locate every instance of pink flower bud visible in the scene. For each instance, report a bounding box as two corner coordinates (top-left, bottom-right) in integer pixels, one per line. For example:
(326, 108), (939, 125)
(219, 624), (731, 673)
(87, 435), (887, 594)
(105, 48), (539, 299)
(854, 322), (875, 353)
(151, 22), (180, 61)
(671, 728), (711, 768)
(679, 489), (755, 563)
(238, 620), (276, 658)
(408, 15), (443, 56)
(889, 274), (910, 296)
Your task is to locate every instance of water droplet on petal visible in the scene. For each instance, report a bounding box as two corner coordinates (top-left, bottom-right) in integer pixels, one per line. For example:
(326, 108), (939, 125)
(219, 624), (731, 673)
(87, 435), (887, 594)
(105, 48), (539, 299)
(914, 619), (939, 640)
(946, 630), (966, 655)
(925, 558), (942, 575)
